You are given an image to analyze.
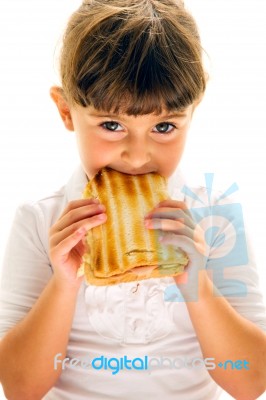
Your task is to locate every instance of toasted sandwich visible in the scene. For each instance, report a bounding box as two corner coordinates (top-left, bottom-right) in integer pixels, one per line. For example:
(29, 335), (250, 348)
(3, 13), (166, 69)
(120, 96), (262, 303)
(77, 167), (188, 285)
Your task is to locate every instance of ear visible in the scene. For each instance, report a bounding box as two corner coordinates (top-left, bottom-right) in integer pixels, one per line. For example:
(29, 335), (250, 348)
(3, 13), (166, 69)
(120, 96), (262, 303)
(50, 86), (75, 131)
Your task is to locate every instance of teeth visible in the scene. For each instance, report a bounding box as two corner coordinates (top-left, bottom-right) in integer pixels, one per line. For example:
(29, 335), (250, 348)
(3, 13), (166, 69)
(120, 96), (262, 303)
(78, 167), (188, 285)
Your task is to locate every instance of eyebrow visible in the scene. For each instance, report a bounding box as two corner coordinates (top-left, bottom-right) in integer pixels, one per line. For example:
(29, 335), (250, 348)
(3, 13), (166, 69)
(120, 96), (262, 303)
(87, 112), (188, 120)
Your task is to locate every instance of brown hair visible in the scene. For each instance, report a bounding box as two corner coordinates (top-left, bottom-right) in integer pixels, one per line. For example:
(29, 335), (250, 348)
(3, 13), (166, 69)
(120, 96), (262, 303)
(58, 0), (207, 115)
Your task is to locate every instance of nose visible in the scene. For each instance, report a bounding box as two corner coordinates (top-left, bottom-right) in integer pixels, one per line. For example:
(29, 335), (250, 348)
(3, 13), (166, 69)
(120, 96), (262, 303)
(121, 136), (151, 169)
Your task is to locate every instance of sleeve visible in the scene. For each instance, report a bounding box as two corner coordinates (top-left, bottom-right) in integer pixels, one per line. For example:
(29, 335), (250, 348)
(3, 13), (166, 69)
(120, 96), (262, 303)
(0, 202), (53, 338)
(204, 191), (266, 332)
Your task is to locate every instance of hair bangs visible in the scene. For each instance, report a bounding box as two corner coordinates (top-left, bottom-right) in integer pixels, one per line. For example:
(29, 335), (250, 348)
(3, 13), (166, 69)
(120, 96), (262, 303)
(60, 1), (207, 115)
(76, 22), (202, 115)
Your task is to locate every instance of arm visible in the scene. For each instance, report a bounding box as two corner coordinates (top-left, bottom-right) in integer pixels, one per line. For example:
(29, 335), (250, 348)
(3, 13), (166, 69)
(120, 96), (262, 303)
(178, 270), (266, 400)
(145, 199), (266, 400)
(0, 198), (107, 400)
(0, 277), (80, 400)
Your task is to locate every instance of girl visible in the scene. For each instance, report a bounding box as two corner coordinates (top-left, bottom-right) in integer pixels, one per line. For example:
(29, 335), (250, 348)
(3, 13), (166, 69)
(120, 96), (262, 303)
(0, 1), (265, 399)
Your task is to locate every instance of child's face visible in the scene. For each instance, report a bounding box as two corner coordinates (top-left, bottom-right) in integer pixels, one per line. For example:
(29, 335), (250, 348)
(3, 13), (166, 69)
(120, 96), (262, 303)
(51, 87), (198, 180)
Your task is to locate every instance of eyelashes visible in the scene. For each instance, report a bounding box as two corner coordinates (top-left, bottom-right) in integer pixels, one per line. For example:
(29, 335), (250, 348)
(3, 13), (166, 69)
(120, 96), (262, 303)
(100, 121), (177, 134)
(154, 122), (177, 134)
(101, 121), (122, 132)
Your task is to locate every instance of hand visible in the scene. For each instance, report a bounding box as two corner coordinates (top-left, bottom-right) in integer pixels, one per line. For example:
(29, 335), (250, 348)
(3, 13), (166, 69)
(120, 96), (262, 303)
(144, 199), (208, 301)
(49, 198), (107, 290)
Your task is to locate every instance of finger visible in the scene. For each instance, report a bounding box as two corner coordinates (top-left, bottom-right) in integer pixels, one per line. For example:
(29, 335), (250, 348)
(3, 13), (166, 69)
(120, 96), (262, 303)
(160, 232), (208, 259)
(58, 198), (100, 220)
(53, 202), (106, 233)
(50, 213), (107, 249)
(145, 207), (194, 230)
(53, 228), (88, 261)
(156, 200), (188, 210)
(145, 218), (194, 239)
(145, 207), (185, 219)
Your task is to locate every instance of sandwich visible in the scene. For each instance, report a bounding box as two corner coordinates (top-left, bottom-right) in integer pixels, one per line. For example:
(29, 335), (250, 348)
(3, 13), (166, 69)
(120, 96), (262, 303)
(77, 167), (188, 285)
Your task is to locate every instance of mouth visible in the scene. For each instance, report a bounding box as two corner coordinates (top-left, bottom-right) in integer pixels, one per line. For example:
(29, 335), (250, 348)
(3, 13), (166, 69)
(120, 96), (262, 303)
(108, 167), (157, 176)
(94, 165), (158, 177)
(122, 170), (155, 175)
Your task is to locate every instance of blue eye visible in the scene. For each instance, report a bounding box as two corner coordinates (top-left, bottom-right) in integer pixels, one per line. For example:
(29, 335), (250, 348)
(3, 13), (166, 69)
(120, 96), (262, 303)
(100, 121), (177, 135)
(154, 123), (176, 134)
(101, 121), (123, 131)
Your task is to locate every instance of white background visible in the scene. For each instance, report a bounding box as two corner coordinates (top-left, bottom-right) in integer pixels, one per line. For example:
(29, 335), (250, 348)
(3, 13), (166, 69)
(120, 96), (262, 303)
(0, 1), (265, 399)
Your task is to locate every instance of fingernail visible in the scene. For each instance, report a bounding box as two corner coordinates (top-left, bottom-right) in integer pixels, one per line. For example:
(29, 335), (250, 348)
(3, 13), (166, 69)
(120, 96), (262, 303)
(98, 213), (106, 220)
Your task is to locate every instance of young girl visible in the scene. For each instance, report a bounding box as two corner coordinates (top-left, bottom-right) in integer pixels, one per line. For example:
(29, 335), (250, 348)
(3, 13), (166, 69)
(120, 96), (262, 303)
(0, 1), (265, 399)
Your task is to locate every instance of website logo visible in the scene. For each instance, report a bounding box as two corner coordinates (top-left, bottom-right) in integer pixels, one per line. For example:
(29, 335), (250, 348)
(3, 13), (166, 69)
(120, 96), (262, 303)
(54, 353), (249, 375)
(164, 173), (248, 302)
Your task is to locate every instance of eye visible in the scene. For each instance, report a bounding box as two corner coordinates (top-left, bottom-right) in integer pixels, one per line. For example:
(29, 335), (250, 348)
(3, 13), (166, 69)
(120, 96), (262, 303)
(101, 121), (123, 132)
(153, 123), (176, 134)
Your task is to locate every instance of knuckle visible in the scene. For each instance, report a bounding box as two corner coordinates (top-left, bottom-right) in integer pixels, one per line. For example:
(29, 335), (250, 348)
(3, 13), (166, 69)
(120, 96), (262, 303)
(173, 200), (186, 209)
(69, 222), (79, 235)
(49, 236), (54, 247)
(49, 226), (59, 242)
(180, 204), (188, 212)
(177, 221), (185, 229)
(67, 209), (76, 221)
(67, 200), (77, 210)
(173, 209), (183, 219)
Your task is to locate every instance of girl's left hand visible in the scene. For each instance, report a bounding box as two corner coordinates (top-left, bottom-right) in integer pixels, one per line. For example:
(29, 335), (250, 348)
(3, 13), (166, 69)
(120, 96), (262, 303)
(144, 199), (208, 299)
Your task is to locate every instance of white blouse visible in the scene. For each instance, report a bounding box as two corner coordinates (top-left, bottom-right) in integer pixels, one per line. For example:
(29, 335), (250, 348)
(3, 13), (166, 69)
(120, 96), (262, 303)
(0, 165), (265, 400)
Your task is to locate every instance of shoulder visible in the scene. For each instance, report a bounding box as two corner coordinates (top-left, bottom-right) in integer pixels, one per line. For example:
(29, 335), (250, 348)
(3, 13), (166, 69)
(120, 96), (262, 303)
(168, 168), (241, 209)
(12, 165), (88, 252)
(16, 185), (67, 230)
(15, 164), (88, 228)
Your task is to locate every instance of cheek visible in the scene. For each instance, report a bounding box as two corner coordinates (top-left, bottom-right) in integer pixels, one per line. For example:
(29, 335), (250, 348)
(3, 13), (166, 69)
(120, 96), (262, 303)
(79, 135), (115, 167)
(160, 136), (186, 161)
(157, 136), (186, 174)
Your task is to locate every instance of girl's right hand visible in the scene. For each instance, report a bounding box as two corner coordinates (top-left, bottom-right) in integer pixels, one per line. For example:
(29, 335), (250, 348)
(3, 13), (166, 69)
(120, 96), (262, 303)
(49, 198), (107, 290)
